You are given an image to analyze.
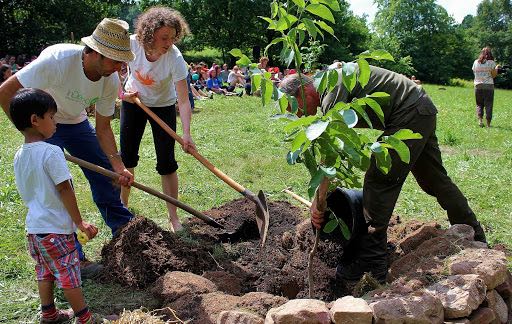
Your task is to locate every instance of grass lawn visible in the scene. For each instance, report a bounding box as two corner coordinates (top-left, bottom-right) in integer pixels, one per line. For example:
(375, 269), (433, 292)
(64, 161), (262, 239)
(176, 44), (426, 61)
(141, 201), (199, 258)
(1, 85), (511, 321)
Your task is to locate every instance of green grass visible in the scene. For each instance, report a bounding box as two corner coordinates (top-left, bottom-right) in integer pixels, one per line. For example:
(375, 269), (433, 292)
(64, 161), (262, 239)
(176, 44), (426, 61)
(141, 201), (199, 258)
(1, 85), (511, 321)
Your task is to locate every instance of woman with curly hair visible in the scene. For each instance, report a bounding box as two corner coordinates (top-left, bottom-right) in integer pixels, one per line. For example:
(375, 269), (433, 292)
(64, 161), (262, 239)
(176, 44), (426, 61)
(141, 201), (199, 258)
(472, 47), (499, 128)
(120, 6), (196, 231)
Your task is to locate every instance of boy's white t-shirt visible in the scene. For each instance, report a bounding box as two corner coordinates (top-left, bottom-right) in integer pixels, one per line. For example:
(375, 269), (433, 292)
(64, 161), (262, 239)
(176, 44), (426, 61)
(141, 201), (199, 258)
(14, 142), (75, 234)
(16, 44), (119, 124)
(472, 59), (497, 86)
(125, 35), (188, 107)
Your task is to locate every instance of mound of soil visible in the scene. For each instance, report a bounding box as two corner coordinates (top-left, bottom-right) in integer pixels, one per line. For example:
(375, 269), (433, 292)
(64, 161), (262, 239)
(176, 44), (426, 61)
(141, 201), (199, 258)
(101, 198), (346, 300)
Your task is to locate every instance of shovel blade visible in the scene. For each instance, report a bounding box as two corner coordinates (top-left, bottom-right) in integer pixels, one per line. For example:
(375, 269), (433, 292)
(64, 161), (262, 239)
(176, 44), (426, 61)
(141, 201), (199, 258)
(255, 190), (269, 246)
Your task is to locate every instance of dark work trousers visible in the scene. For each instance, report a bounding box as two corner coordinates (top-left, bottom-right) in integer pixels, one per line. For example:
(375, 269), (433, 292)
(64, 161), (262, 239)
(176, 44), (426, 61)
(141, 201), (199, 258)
(360, 99), (482, 267)
(475, 84), (494, 122)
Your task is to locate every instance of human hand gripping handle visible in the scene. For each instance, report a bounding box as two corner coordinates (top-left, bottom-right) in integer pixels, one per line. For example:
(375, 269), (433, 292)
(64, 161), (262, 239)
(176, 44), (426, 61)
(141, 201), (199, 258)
(121, 90), (138, 104)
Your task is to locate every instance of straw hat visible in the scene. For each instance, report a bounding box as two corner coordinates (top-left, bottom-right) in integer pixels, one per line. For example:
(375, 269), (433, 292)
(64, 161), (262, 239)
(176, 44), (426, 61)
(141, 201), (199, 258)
(81, 18), (135, 62)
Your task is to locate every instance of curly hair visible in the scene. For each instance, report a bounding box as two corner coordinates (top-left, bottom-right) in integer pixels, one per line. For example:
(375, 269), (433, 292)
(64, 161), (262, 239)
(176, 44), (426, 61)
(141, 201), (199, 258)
(136, 6), (190, 48)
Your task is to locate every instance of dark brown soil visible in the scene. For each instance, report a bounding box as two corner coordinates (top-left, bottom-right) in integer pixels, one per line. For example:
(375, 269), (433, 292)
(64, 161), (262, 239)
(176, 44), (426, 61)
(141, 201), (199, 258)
(101, 198), (347, 300)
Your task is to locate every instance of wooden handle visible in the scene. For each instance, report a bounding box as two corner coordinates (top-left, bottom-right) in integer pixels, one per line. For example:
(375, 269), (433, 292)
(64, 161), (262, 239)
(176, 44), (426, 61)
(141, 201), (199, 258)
(283, 189), (312, 207)
(134, 98), (246, 193)
(65, 153), (223, 228)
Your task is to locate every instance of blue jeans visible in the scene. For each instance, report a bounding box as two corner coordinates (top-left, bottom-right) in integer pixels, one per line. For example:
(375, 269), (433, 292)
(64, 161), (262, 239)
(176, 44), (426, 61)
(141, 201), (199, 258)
(47, 120), (134, 260)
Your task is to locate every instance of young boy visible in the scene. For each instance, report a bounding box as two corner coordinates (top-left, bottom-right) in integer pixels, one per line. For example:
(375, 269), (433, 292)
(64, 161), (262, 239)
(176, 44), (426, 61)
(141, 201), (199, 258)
(10, 88), (98, 323)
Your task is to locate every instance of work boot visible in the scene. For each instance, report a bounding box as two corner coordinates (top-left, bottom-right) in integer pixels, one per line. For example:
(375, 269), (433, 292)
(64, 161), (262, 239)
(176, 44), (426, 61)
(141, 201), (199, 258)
(80, 260), (104, 280)
(473, 222), (487, 244)
(336, 259), (388, 284)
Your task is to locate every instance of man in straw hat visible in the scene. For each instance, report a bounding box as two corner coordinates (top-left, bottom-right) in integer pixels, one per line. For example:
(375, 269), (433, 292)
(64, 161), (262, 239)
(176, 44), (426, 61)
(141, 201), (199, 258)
(0, 18), (136, 278)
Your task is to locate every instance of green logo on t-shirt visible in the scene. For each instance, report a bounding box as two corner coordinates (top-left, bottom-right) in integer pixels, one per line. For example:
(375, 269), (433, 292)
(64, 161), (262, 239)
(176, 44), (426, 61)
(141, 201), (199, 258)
(66, 89), (100, 108)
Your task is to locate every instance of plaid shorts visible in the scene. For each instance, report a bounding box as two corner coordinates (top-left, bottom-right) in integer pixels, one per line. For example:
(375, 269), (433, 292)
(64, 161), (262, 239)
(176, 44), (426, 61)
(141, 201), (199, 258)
(27, 233), (81, 289)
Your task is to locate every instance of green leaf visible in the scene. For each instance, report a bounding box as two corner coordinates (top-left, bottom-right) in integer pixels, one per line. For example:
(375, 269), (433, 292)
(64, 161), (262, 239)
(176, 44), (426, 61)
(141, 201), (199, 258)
(392, 129), (423, 140)
(320, 165), (336, 177)
(358, 49), (395, 61)
(370, 142), (383, 153)
(288, 94), (299, 115)
(229, 48), (243, 58)
(291, 0), (306, 8)
(341, 109), (358, 128)
(264, 37), (286, 53)
(363, 97), (385, 126)
(297, 29), (306, 46)
(271, 1), (278, 18)
(318, 0), (341, 11)
(271, 114), (298, 121)
(357, 58), (370, 88)
(308, 169), (325, 199)
(284, 115), (317, 132)
(303, 149), (318, 177)
(323, 219), (338, 233)
(275, 17), (289, 31)
(367, 92), (390, 98)
(315, 71), (328, 95)
(351, 100), (372, 128)
(261, 79), (274, 106)
(302, 18), (318, 39)
(278, 93), (289, 114)
(252, 74), (262, 90)
(314, 20), (335, 37)
(374, 147), (392, 174)
(291, 130), (307, 152)
(383, 136), (410, 163)
(338, 218), (351, 240)
(236, 55), (252, 67)
(342, 63), (358, 92)
(306, 4), (335, 23)
(306, 120), (329, 140)
(327, 69), (339, 92)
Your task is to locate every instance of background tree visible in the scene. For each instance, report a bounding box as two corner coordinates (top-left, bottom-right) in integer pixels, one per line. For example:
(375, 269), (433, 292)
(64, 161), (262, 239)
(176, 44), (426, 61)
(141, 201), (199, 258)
(372, 0), (473, 84)
(0, 0), (127, 57)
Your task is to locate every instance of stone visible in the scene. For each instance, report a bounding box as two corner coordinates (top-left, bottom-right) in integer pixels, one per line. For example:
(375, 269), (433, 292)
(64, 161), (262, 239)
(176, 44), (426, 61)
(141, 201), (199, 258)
(398, 224), (443, 254)
(490, 291), (508, 323)
(151, 271), (217, 302)
(426, 274), (486, 319)
(238, 292), (288, 318)
(369, 291), (444, 324)
(495, 271), (512, 299)
(330, 296), (372, 324)
(449, 249), (508, 290)
(265, 299), (331, 324)
(468, 307), (495, 324)
(217, 310), (264, 324)
(444, 224), (475, 241)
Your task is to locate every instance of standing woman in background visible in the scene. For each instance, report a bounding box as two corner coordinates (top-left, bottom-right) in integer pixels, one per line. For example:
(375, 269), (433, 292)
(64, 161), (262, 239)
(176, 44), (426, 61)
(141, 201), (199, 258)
(472, 47), (499, 128)
(0, 64), (12, 84)
(120, 6), (196, 232)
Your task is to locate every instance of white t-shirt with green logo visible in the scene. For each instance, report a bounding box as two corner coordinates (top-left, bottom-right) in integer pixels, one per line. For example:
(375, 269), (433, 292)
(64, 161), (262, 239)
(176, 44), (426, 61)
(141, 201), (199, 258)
(16, 44), (119, 124)
(125, 35), (188, 107)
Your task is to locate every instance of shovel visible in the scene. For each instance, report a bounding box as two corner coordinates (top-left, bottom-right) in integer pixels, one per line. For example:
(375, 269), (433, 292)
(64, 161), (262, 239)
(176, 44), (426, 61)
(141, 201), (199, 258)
(65, 153), (224, 229)
(133, 97), (269, 246)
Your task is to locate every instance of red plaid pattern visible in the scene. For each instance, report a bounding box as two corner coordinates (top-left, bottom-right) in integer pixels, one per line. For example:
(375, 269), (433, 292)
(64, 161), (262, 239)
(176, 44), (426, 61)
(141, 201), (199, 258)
(28, 234), (81, 289)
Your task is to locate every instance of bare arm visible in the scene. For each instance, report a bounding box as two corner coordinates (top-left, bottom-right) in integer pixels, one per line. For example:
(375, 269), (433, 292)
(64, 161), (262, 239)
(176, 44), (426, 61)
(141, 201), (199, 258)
(491, 66), (498, 78)
(0, 75), (24, 120)
(56, 180), (98, 239)
(95, 113), (134, 186)
(175, 79), (196, 153)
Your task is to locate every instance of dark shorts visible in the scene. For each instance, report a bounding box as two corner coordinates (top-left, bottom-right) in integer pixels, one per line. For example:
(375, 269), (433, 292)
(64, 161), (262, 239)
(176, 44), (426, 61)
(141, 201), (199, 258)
(120, 101), (178, 175)
(27, 233), (81, 289)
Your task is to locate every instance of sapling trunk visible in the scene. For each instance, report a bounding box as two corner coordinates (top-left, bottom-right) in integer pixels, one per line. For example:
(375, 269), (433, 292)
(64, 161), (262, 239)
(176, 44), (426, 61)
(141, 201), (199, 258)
(308, 178), (329, 298)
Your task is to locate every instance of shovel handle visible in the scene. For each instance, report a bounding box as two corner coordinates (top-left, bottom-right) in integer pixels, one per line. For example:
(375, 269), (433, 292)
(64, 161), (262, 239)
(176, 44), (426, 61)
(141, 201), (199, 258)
(283, 189), (312, 207)
(134, 98), (246, 193)
(64, 153), (223, 229)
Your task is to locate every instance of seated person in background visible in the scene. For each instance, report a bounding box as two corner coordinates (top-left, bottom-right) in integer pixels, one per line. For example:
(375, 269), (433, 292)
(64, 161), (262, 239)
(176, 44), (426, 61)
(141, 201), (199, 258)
(226, 65), (246, 92)
(206, 67), (241, 96)
(220, 63), (230, 83)
(411, 75), (422, 85)
(258, 56), (269, 71)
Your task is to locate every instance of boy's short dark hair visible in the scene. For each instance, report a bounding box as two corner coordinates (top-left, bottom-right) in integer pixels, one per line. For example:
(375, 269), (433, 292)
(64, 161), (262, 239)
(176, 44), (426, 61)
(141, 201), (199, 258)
(10, 88), (57, 131)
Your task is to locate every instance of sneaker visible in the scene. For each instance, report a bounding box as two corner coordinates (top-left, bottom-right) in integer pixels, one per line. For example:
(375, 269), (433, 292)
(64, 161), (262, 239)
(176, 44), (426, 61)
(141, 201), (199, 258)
(237, 91), (243, 97)
(40, 309), (74, 323)
(80, 260), (104, 280)
(208, 92), (214, 99)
